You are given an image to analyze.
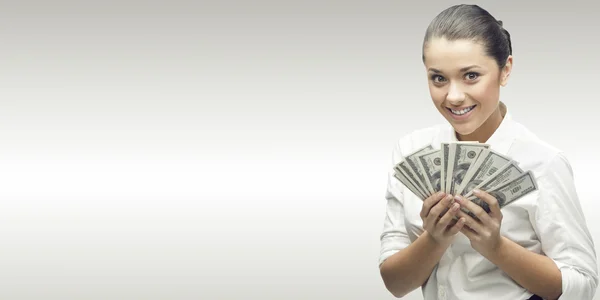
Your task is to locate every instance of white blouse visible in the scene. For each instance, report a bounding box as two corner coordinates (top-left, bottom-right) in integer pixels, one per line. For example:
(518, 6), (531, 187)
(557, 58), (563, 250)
(379, 103), (598, 299)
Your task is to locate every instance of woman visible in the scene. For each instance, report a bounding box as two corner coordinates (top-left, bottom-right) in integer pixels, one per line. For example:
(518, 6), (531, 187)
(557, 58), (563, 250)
(378, 4), (598, 300)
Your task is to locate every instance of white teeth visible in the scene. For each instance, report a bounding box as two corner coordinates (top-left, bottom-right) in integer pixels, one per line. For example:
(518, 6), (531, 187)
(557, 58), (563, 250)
(450, 106), (474, 115)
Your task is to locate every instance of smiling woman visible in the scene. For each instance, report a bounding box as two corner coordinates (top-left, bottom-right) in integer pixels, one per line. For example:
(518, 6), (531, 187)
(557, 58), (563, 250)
(422, 8), (512, 143)
(378, 4), (598, 300)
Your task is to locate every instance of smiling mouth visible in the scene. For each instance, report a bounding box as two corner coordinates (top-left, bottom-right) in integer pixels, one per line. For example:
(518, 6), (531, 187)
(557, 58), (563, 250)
(447, 105), (476, 116)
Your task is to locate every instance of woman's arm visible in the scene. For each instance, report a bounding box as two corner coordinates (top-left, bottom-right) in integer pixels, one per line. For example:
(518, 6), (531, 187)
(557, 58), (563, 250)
(380, 193), (465, 297)
(487, 237), (562, 300)
(529, 153), (598, 299)
(380, 231), (450, 298)
(379, 141), (465, 298)
(456, 152), (598, 300)
(455, 193), (563, 299)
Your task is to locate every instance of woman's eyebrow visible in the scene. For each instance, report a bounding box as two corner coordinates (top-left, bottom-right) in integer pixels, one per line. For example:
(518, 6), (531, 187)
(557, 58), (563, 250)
(428, 65), (482, 73)
(458, 65), (482, 72)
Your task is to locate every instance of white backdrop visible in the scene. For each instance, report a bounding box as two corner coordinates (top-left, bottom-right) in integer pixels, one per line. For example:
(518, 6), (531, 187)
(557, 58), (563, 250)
(1, 0), (599, 299)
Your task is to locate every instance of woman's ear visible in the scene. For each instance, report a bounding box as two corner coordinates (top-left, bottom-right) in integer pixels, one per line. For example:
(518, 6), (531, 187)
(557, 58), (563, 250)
(500, 55), (513, 87)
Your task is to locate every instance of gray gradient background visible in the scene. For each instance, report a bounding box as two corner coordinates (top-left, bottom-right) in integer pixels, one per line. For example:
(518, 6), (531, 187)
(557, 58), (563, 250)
(1, 0), (599, 299)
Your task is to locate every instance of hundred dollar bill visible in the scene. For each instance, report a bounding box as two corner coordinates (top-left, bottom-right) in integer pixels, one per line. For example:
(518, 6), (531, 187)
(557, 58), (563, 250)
(440, 143), (451, 194)
(446, 142), (489, 195)
(464, 160), (524, 199)
(405, 145), (435, 196)
(394, 171), (426, 200)
(470, 171), (538, 213)
(394, 161), (427, 198)
(455, 149), (512, 196)
(417, 149), (442, 193)
(445, 143), (457, 195)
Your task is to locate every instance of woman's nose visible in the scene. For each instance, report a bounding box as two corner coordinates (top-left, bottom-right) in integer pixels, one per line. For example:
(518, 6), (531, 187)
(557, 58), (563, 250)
(446, 83), (466, 105)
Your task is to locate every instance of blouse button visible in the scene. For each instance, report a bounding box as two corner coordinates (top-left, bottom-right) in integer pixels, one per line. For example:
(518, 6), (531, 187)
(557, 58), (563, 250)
(438, 285), (446, 300)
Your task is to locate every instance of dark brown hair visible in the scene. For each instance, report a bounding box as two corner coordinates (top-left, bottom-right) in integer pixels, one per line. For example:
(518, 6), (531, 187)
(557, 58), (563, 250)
(422, 4), (512, 69)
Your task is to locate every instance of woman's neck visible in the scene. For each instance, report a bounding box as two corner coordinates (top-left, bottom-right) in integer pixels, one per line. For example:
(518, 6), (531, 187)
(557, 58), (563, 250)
(456, 106), (504, 143)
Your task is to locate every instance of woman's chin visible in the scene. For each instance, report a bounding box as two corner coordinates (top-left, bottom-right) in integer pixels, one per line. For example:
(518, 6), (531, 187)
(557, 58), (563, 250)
(452, 123), (477, 137)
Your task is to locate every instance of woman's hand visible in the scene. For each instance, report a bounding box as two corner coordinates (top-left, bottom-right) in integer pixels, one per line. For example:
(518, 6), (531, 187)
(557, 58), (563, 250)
(454, 189), (504, 258)
(420, 192), (466, 246)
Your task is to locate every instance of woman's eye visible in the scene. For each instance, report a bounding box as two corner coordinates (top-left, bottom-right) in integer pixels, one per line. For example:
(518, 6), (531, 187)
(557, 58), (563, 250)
(465, 72), (480, 80)
(431, 75), (446, 83)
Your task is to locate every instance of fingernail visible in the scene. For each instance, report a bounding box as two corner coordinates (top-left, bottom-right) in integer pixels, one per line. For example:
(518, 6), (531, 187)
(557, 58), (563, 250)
(446, 195), (453, 201)
(452, 203), (459, 211)
(473, 189), (481, 194)
(454, 195), (461, 202)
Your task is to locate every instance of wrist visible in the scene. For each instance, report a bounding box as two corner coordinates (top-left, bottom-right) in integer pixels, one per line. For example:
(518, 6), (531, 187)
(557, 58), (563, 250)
(423, 230), (452, 250)
(485, 236), (510, 264)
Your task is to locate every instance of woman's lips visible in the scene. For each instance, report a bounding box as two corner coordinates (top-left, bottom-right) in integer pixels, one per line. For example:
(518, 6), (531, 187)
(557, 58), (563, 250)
(446, 105), (476, 120)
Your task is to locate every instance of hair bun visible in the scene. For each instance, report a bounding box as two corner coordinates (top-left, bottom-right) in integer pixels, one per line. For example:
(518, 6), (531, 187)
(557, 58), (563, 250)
(497, 19), (503, 27)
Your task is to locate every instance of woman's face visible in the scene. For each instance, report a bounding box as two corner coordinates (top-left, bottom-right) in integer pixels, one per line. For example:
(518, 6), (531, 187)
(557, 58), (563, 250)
(423, 37), (512, 136)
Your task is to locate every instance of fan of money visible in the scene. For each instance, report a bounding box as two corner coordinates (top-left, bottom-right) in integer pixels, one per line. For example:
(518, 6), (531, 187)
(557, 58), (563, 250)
(393, 142), (539, 213)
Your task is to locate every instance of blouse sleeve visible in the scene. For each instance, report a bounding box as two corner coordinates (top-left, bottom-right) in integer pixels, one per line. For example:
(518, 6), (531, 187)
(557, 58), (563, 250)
(378, 142), (412, 268)
(530, 152), (599, 299)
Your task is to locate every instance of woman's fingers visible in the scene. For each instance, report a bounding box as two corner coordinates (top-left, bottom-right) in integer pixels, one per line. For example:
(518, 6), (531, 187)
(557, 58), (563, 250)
(420, 192), (446, 220)
(426, 194), (453, 226)
(456, 209), (484, 233)
(454, 195), (492, 225)
(437, 202), (460, 229)
(446, 217), (466, 236)
(472, 189), (502, 221)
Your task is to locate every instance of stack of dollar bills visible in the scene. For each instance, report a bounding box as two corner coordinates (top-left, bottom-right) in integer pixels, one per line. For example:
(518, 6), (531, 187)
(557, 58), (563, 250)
(393, 142), (538, 213)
